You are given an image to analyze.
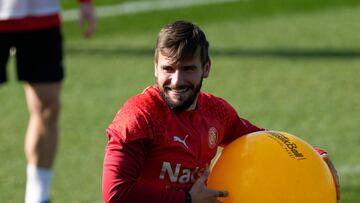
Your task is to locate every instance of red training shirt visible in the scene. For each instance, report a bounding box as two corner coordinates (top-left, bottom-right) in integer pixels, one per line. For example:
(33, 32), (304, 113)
(102, 85), (265, 203)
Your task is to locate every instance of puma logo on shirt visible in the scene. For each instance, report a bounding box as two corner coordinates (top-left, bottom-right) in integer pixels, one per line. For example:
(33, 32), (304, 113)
(173, 134), (189, 149)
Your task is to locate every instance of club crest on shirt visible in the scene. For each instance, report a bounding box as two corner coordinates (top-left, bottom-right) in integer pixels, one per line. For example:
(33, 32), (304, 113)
(208, 127), (218, 149)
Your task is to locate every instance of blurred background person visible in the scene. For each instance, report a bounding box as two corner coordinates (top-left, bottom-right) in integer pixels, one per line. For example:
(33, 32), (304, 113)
(0, 0), (96, 202)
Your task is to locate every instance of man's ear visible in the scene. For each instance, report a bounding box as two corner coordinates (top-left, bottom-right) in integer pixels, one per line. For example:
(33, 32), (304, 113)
(154, 63), (158, 77)
(203, 60), (211, 78)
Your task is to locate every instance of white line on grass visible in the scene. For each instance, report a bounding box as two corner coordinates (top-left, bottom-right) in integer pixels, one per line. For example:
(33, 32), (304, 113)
(338, 164), (360, 176)
(62, 0), (246, 21)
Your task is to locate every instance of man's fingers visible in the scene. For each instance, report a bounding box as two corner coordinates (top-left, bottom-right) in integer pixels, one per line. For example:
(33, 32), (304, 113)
(207, 189), (229, 198)
(86, 20), (96, 38)
(197, 168), (210, 184)
(322, 154), (340, 200)
(217, 191), (228, 198)
(79, 2), (96, 38)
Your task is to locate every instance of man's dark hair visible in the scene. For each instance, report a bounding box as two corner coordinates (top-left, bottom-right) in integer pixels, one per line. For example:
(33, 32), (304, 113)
(155, 20), (210, 66)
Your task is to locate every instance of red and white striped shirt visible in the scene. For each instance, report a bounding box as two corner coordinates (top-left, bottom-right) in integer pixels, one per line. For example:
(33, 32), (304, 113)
(0, 0), (91, 31)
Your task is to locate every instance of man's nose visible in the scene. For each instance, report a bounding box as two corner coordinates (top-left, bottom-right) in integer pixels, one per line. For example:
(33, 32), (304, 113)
(171, 70), (185, 86)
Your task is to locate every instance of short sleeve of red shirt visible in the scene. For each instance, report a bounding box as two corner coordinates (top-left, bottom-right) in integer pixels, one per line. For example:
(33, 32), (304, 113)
(107, 96), (153, 144)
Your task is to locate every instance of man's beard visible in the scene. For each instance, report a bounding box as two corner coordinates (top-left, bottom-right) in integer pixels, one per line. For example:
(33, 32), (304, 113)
(159, 79), (203, 112)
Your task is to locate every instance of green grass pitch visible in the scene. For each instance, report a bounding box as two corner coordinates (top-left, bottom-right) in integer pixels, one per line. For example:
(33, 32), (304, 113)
(0, 0), (359, 202)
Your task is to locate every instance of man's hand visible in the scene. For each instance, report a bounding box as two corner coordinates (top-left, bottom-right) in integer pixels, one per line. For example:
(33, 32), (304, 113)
(189, 168), (228, 203)
(321, 153), (341, 202)
(79, 2), (96, 38)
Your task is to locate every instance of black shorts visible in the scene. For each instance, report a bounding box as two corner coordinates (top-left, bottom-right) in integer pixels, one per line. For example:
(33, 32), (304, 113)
(0, 27), (64, 84)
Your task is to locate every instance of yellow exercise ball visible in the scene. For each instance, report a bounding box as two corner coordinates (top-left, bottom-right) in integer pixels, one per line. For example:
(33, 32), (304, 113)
(208, 131), (336, 203)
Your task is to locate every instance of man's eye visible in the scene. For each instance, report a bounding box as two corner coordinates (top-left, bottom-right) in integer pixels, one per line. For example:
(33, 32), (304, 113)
(183, 66), (196, 72)
(162, 66), (175, 73)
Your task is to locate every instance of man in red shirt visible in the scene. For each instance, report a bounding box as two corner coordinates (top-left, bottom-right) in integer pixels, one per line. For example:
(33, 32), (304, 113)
(102, 20), (339, 203)
(0, 1), (96, 202)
